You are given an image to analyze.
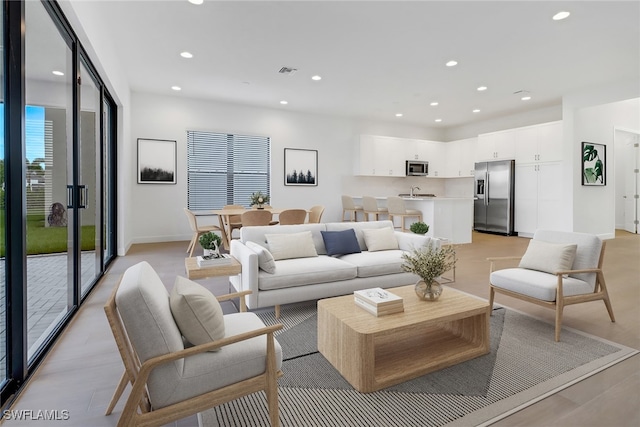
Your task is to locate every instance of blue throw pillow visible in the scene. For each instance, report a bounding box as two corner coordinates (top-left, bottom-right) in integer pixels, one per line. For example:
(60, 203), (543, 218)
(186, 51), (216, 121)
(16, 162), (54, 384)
(321, 229), (362, 257)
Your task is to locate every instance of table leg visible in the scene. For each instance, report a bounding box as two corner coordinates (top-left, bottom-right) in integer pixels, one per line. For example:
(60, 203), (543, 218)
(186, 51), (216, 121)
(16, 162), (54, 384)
(218, 214), (232, 251)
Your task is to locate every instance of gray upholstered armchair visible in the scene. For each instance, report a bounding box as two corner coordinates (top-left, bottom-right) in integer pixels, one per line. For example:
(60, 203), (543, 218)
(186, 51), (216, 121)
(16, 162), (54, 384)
(104, 261), (283, 426)
(488, 230), (615, 342)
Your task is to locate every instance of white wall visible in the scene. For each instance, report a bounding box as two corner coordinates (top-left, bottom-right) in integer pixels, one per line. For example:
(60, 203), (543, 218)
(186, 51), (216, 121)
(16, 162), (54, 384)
(563, 79), (640, 238)
(130, 92), (443, 244)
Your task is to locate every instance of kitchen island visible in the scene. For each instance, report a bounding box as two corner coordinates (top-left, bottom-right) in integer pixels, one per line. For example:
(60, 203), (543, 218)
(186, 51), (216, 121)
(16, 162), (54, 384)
(352, 196), (473, 244)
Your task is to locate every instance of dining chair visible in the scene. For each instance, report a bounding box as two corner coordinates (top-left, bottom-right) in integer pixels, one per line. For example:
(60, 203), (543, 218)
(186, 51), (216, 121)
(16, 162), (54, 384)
(241, 210), (274, 226)
(183, 208), (224, 257)
(222, 205), (244, 240)
(278, 209), (307, 225)
(341, 195), (363, 222)
(362, 196), (388, 221)
(386, 196), (423, 232)
(308, 205), (325, 223)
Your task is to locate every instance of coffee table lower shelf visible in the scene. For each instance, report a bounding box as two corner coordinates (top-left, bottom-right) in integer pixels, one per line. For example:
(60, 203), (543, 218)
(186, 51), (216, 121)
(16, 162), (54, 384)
(318, 285), (490, 393)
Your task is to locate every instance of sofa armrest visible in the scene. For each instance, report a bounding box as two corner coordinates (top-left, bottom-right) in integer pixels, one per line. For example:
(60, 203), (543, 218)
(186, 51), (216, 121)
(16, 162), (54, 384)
(395, 231), (439, 251)
(229, 240), (260, 309)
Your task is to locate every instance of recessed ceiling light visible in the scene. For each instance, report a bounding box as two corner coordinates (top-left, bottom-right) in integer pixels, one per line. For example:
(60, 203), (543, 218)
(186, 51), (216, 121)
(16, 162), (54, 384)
(180, 51), (193, 59)
(477, 86), (487, 91)
(472, 109), (481, 113)
(311, 75), (322, 81)
(188, 0), (204, 5)
(171, 86), (181, 91)
(430, 102), (439, 106)
(553, 11), (570, 21)
(435, 119), (442, 122)
(280, 100), (288, 105)
(521, 96), (532, 101)
(446, 60), (458, 67)
(52, 70), (64, 76)
(395, 113), (403, 117)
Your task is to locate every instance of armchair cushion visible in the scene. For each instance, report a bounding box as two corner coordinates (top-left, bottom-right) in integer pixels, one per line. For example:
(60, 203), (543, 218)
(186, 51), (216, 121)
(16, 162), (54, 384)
(246, 241), (276, 274)
(518, 239), (577, 274)
(170, 276), (225, 347)
(490, 268), (594, 301)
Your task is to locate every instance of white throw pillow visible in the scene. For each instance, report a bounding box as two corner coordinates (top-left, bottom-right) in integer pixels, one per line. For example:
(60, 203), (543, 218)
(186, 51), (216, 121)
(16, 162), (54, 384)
(246, 241), (276, 274)
(362, 227), (399, 252)
(265, 231), (318, 260)
(169, 276), (225, 348)
(519, 239), (578, 274)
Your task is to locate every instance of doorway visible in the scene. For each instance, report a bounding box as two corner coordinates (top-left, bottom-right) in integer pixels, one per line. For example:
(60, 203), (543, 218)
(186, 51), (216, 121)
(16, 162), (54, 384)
(615, 128), (640, 234)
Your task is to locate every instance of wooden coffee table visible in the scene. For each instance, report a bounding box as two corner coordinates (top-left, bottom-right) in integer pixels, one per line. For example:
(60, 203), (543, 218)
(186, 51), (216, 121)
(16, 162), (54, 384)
(317, 285), (490, 393)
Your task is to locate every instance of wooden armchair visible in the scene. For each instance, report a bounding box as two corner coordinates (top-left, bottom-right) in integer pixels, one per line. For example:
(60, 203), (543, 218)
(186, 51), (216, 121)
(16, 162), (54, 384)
(488, 230), (615, 341)
(104, 261), (283, 426)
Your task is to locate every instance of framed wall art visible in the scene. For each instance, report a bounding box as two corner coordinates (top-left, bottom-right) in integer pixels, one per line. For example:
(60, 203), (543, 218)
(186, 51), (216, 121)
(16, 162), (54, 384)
(284, 148), (318, 186)
(137, 138), (177, 184)
(582, 141), (606, 186)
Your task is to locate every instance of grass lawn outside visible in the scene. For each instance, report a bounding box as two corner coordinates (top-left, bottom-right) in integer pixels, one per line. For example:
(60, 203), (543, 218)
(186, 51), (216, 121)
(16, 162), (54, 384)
(0, 211), (96, 257)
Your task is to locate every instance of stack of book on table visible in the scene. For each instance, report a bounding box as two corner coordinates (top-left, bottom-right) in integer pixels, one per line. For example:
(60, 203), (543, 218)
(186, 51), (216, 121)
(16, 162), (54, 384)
(353, 287), (404, 316)
(196, 253), (233, 267)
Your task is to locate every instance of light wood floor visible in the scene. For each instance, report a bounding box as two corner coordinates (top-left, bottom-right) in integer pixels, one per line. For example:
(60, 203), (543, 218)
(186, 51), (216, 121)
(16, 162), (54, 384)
(2, 230), (638, 427)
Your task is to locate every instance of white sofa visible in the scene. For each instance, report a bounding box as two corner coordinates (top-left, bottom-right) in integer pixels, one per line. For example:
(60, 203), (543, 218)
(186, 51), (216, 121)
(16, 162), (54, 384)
(230, 220), (437, 312)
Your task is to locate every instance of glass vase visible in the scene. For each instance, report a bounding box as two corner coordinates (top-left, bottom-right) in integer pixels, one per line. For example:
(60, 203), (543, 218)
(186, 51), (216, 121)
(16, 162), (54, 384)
(414, 280), (443, 301)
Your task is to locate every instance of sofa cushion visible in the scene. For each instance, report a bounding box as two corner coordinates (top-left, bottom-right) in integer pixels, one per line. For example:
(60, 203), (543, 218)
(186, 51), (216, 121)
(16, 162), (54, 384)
(258, 256), (357, 290)
(519, 239), (577, 274)
(340, 250), (407, 277)
(321, 229), (361, 257)
(362, 227), (399, 252)
(491, 268), (594, 302)
(246, 241), (276, 274)
(241, 223), (328, 255)
(325, 220), (396, 251)
(265, 231), (319, 260)
(170, 276), (225, 348)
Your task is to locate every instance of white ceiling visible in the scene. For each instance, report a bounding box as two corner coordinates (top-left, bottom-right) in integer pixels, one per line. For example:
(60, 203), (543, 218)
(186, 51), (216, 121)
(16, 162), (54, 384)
(78, 0), (640, 129)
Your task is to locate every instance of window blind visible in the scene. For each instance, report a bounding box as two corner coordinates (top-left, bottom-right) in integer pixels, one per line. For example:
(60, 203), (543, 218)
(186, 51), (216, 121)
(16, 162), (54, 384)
(187, 131), (270, 210)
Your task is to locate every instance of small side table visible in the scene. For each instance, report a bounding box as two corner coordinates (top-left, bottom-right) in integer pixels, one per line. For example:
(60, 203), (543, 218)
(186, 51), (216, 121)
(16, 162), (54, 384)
(184, 256), (245, 311)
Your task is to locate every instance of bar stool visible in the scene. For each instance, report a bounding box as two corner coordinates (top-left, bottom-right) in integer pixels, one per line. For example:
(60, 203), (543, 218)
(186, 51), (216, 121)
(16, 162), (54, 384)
(387, 196), (423, 232)
(341, 195), (364, 222)
(362, 196), (389, 221)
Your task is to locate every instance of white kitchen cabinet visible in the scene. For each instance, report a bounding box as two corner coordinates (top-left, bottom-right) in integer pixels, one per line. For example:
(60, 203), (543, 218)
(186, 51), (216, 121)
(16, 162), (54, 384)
(515, 121), (563, 164)
(405, 139), (446, 177)
(515, 161), (563, 236)
(446, 138), (477, 177)
(355, 135), (405, 176)
(477, 130), (516, 161)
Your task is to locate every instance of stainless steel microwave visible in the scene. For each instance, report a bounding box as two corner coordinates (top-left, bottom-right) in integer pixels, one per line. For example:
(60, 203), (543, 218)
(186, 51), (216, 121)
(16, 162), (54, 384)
(406, 160), (429, 176)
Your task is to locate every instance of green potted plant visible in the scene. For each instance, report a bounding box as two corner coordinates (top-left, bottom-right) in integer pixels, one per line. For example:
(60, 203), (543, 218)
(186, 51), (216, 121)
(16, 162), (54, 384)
(250, 191), (270, 209)
(401, 244), (456, 301)
(199, 232), (222, 257)
(409, 221), (430, 235)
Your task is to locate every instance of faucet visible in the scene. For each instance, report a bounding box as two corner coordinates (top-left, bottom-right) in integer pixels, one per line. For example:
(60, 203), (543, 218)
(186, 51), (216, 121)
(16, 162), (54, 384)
(410, 186), (421, 198)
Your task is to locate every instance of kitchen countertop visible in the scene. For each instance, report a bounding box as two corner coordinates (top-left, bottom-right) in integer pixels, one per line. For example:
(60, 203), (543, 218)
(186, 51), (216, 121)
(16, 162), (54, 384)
(351, 195), (473, 201)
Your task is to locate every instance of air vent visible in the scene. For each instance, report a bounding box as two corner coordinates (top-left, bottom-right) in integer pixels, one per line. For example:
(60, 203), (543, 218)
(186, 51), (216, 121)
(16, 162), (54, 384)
(278, 67), (298, 75)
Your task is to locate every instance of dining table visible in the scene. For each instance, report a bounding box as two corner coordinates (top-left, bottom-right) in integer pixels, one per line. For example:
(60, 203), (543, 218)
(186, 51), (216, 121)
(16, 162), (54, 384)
(195, 207), (307, 250)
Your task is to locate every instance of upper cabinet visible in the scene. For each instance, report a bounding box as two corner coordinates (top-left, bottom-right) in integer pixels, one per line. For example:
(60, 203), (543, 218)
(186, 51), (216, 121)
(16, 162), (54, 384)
(445, 137), (477, 177)
(477, 130), (516, 161)
(355, 135), (406, 177)
(515, 121), (563, 164)
(406, 140), (446, 177)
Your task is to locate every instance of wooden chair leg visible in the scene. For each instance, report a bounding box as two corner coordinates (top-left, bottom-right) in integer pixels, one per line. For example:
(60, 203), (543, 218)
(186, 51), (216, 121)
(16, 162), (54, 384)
(275, 305), (281, 319)
(265, 333), (280, 427)
(488, 287), (495, 315)
(105, 370), (129, 415)
(555, 303), (564, 342)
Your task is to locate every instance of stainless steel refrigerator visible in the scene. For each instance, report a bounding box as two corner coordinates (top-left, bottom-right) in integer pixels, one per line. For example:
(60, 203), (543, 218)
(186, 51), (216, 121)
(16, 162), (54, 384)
(474, 160), (515, 235)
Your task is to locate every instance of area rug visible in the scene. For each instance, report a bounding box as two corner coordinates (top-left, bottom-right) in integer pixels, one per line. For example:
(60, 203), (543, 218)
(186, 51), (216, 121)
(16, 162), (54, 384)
(199, 300), (637, 427)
